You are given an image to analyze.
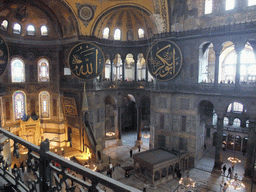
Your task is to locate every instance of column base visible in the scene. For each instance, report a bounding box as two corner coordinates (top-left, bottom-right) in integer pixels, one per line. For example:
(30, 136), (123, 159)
(214, 161), (223, 170)
(244, 168), (252, 177)
(116, 139), (122, 146)
(135, 140), (143, 147)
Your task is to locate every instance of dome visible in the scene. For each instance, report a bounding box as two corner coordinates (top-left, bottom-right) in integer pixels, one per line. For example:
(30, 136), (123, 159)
(92, 6), (157, 41)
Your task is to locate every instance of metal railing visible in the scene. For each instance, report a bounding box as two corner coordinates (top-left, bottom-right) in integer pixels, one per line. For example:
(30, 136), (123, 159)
(0, 128), (141, 192)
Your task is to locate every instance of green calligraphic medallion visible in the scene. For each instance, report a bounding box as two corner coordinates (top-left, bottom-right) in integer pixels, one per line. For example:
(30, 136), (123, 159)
(0, 35), (9, 76)
(68, 42), (105, 80)
(147, 40), (182, 81)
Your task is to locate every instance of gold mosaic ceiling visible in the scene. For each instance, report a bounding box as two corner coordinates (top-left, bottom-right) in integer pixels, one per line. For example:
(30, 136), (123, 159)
(92, 6), (158, 41)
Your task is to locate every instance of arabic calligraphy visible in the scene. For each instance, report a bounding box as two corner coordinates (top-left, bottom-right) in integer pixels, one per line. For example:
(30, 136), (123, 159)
(68, 42), (104, 80)
(147, 40), (182, 81)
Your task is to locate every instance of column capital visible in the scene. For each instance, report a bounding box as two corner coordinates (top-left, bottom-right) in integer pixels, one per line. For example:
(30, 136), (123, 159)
(234, 42), (245, 52)
(213, 43), (223, 55)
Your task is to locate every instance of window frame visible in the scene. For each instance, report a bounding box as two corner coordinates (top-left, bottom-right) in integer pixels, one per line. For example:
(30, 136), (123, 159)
(13, 90), (26, 120)
(13, 23), (21, 34)
(39, 91), (50, 119)
(11, 57), (25, 83)
(27, 24), (36, 36)
(38, 58), (50, 82)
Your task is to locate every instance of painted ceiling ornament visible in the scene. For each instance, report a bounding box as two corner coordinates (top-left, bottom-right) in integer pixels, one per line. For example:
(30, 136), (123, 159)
(0, 35), (9, 77)
(68, 42), (105, 80)
(146, 40), (183, 81)
(76, 3), (96, 27)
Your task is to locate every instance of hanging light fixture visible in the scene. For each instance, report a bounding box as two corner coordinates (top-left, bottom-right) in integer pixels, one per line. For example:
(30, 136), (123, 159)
(226, 173), (245, 190)
(179, 171), (196, 189)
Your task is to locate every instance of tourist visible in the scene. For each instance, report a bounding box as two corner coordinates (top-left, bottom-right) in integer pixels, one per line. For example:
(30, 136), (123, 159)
(222, 183), (228, 192)
(130, 149), (133, 157)
(227, 167), (232, 178)
(177, 169), (182, 180)
(222, 164), (226, 176)
(138, 144), (141, 152)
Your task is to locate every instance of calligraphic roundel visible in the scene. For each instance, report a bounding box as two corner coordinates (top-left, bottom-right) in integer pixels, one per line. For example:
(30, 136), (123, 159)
(0, 35), (9, 76)
(68, 42), (105, 80)
(147, 40), (182, 81)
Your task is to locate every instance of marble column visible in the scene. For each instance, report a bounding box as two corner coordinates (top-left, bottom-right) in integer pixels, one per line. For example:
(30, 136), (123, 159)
(134, 54), (138, 81)
(235, 45), (244, 88)
(136, 106), (142, 146)
(214, 115), (224, 169)
(214, 44), (222, 86)
(245, 120), (256, 176)
(121, 55), (125, 81)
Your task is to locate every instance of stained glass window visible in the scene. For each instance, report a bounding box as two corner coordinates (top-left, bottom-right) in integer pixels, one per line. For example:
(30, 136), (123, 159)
(205, 0), (213, 14)
(13, 91), (26, 120)
(40, 25), (48, 36)
(39, 91), (50, 118)
(114, 28), (121, 40)
(27, 24), (35, 36)
(13, 23), (21, 34)
(11, 58), (25, 83)
(38, 58), (49, 82)
(226, 0), (235, 10)
(103, 27), (109, 39)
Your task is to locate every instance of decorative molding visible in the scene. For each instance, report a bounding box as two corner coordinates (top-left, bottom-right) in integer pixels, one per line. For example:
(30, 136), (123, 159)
(76, 3), (96, 27)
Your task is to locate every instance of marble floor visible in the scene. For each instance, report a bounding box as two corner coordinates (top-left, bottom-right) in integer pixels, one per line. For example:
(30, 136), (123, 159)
(101, 131), (255, 192)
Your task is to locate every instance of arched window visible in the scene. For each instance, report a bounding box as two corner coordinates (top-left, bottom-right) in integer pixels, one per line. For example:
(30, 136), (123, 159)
(125, 54), (135, 81)
(13, 23), (21, 34)
(248, 0), (256, 6)
(27, 24), (35, 36)
(246, 119), (249, 127)
(103, 27), (109, 39)
(1, 20), (8, 31)
(137, 53), (146, 81)
(226, 0), (235, 10)
(138, 28), (144, 39)
(39, 91), (50, 118)
(205, 0), (213, 14)
(233, 102), (243, 112)
(114, 28), (121, 40)
(240, 46), (256, 83)
(11, 58), (25, 83)
(198, 43), (215, 83)
(223, 117), (229, 126)
(104, 59), (111, 81)
(38, 58), (49, 82)
(40, 25), (48, 36)
(13, 91), (26, 120)
(233, 118), (241, 127)
(113, 54), (123, 81)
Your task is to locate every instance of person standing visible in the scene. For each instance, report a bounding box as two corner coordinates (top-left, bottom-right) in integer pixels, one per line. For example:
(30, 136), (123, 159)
(130, 149), (133, 157)
(222, 164), (227, 176)
(227, 167), (232, 178)
(222, 183), (228, 192)
(138, 145), (141, 152)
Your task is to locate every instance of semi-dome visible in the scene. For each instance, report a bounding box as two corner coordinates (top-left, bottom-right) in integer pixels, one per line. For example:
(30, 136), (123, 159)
(92, 6), (158, 41)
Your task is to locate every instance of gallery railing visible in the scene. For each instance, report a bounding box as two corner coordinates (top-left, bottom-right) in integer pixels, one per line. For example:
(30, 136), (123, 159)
(0, 128), (141, 192)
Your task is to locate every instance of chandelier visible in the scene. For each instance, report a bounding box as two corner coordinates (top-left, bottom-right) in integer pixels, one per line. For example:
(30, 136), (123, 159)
(106, 132), (115, 137)
(142, 133), (150, 138)
(226, 174), (245, 190)
(227, 157), (241, 164)
(179, 171), (196, 189)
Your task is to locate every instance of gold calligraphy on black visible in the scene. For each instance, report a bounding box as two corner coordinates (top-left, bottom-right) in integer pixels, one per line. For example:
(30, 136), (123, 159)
(147, 41), (182, 81)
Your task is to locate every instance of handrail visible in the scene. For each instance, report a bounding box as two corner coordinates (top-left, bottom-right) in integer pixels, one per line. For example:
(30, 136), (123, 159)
(0, 128), (141, 192)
